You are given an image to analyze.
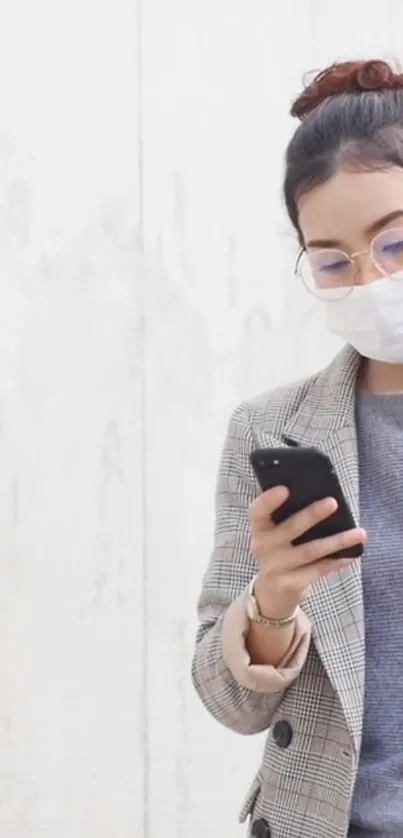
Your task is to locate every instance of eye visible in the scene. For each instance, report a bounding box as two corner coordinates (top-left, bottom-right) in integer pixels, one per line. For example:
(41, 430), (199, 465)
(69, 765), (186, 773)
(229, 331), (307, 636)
(319, 259), (350, 274)
(381, 238), (403, 254)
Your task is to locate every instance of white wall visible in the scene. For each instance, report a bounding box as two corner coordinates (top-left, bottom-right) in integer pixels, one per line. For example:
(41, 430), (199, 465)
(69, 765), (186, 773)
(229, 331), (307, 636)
(0, 1), (144, 836)
(0, 1), (403, 837)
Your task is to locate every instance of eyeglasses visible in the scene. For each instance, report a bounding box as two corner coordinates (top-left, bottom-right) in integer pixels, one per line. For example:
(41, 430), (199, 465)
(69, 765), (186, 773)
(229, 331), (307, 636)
(296, 227), (403, 300)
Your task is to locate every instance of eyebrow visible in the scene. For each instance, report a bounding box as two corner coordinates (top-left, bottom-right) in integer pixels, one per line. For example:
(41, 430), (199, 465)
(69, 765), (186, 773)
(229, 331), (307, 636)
(305, 210), (403, 250)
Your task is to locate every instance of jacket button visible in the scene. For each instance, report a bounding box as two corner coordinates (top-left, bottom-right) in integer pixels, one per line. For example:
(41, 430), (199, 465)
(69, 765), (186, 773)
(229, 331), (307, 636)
(272, 720), (293, 749)
(252, 818), (271, 838)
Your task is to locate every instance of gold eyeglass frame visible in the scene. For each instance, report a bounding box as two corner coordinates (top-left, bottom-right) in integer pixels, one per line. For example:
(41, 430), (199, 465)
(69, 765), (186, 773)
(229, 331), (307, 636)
(294, 226), (403, 300)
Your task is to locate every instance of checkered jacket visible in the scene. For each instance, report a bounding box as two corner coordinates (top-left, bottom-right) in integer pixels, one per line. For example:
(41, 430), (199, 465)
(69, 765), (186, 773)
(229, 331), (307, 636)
(191, 345), (365, 838)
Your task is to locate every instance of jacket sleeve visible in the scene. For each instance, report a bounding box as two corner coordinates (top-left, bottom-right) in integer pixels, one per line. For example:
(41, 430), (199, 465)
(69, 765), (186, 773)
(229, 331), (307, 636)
(191, 401), (311, 736)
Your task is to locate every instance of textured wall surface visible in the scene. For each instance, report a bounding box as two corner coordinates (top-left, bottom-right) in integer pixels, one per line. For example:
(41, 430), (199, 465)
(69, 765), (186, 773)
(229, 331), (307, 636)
(0, 1), (144, 836)
(1, 1), (403, 837)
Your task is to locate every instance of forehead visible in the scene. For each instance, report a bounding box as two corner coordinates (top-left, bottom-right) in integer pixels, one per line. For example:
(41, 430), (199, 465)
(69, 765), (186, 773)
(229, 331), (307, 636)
(297, 168), (403, 247)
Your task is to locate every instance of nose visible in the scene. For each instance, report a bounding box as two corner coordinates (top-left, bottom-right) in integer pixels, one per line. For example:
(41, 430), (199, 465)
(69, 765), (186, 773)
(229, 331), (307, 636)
(354, 251), (383, 285)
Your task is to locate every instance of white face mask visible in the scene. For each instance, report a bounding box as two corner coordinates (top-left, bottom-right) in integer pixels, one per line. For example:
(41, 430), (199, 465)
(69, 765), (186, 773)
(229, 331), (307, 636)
(322, 272), (403, 363)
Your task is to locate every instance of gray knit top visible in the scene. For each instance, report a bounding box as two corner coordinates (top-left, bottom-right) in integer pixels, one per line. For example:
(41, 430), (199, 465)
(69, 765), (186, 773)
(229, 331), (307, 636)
(349, 393), (403, 836)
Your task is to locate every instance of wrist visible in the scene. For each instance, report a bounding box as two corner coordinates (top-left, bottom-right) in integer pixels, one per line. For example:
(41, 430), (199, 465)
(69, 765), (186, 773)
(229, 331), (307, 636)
(252, 573), (299, 622)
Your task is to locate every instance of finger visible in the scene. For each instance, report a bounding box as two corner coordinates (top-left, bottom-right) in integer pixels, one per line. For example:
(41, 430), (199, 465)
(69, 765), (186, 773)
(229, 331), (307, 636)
(296, 526), (366, 566)
(250, 486), (289, 530)
(271, 496), (338, 546)
(293, 554), (360, 591)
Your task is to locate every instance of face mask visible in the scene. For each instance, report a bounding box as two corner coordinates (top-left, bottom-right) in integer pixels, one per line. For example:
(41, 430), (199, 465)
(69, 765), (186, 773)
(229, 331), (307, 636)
(322, 273), (403, 363)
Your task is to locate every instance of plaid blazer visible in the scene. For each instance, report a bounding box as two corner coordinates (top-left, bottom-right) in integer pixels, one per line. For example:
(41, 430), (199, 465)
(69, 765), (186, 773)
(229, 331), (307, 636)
(192, 345), (366, 838)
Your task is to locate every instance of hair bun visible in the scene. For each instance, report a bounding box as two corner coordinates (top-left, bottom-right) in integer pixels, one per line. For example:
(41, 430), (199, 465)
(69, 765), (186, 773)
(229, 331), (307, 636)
(291, 59), (403, 120)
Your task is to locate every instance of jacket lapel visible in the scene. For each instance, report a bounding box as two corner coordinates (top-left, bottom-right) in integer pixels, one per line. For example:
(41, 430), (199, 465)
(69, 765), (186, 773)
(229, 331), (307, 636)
(281, 346), (365, 756)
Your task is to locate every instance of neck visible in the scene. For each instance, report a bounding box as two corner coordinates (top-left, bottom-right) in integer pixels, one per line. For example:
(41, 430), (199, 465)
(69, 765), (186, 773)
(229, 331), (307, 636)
(362, 359), (403, 394)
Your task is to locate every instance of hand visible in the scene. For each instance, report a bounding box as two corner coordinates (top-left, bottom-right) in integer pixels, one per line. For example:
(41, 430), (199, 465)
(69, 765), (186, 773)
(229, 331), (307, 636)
(249, 485), (366, 619)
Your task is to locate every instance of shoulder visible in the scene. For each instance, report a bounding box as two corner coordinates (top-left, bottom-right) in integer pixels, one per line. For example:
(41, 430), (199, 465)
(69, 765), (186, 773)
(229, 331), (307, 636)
(230, 369), (321, 441)
(226, 344), (360, 449)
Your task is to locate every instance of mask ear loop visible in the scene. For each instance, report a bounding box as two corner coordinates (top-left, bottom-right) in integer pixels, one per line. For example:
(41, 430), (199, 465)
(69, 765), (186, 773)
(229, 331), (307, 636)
(294, 248), (304, 278)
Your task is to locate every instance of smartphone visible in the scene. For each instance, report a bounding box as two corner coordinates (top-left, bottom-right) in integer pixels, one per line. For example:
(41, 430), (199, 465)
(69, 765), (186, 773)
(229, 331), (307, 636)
(250, 446), (363, 559)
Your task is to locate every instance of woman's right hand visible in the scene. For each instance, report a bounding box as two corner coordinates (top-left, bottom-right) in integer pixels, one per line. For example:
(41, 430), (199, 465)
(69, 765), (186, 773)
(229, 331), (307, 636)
(249, 485), (366, 620)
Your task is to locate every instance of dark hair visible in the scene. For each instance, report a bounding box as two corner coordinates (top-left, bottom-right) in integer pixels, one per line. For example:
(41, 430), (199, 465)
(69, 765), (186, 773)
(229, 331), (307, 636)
(284, 60), (403, 244)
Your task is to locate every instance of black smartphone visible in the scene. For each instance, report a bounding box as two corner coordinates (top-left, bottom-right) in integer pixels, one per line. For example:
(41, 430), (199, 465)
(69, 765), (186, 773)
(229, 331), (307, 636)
(250, 446), (363, 559)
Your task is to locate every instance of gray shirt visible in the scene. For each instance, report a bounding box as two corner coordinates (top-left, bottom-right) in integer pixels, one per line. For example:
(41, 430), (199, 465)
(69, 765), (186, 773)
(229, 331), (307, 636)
(349, 393), (403, 836)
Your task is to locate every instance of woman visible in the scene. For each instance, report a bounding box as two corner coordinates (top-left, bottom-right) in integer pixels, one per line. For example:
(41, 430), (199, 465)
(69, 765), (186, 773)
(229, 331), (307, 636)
(191, 59), (403, 838)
